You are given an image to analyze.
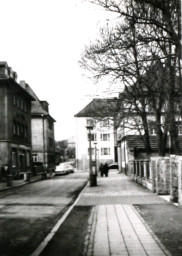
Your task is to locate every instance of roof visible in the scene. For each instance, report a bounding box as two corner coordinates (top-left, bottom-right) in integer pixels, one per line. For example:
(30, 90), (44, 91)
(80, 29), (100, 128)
(120, 135), (182, 152)
(74, 98), (119, 118)
(124, 135), (158, 151)
(0, 78), (35, 101)
(19, 81), (56, 122)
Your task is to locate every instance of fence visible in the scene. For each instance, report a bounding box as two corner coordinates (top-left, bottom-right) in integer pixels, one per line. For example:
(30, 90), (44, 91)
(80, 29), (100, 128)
(132, 159), (152, 190)
(131, 155), (182, 206)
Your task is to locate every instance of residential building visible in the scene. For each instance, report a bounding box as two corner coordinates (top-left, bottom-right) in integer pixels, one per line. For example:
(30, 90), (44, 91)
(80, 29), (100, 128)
(0, 62), (35, 178)
(75, 98), (118, 171)
(20, 81), (56, 172)
(116, 65), (182, 175)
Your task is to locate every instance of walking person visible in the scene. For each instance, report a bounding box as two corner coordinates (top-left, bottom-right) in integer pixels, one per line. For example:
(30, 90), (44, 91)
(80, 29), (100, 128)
(103, 162), (109, 177)
(99, 163), (104, 177)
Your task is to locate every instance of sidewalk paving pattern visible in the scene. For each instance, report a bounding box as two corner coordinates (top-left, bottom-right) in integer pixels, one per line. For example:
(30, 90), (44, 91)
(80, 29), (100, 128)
(78, 172), (172, 256)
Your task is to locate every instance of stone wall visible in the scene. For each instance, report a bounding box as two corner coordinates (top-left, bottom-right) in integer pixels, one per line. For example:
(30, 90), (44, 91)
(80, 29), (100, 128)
(131, 155), (182, 206)
(170, 155), (178, 203)
(178, 156), (182, 205)
(154, 157), (170, 195)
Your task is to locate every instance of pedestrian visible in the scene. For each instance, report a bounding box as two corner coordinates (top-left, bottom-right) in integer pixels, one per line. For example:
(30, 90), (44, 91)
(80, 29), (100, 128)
(103, 162), (109, 177)
(99, 163), (104, 177)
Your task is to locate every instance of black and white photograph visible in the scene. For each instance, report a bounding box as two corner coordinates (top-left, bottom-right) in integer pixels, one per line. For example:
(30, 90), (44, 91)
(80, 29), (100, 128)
(0, 0), (181, 255)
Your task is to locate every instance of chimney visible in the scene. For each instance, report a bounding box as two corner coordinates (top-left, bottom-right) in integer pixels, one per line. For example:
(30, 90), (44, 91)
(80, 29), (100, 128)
(13, 72), (18, 81)
(19, 80), (28, 89)
(8, 67), (14, 79)
(0, 62), (9, 78)
(40, 101), (49, 112)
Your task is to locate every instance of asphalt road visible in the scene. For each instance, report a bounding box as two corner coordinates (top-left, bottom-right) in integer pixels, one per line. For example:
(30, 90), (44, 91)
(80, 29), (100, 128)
(0, 171), (89, 256)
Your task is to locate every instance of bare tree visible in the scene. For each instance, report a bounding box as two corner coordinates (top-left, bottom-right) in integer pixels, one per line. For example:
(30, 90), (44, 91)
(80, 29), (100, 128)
(80, 0), (181, 156)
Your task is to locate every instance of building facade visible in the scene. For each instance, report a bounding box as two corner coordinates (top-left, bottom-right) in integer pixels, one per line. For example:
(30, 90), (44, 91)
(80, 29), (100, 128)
(20, 81), (56, 172)
(0, 62), (35, 178)
(75, 99), (117, 171)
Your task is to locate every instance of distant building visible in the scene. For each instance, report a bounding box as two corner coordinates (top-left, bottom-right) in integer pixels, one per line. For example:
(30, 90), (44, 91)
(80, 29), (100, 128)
(75, 98), (118, 171)
(67, 136), (75, 149)
(0, 62), (35, 177)
(20, 81), (56, 172)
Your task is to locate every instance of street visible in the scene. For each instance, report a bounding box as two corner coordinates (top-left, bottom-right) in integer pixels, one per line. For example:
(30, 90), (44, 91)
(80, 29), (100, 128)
(0, 171), (88, 256)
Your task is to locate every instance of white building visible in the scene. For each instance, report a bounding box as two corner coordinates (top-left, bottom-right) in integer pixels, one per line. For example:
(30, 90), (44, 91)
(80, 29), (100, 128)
(75, 98), (118, 171)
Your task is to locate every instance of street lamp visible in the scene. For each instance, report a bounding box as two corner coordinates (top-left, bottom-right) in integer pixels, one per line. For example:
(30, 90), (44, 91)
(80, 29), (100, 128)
(86, 125), (97, 187)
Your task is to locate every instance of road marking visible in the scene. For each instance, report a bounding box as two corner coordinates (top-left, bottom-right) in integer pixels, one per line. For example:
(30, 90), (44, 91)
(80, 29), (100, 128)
(31, 180), (89, 256)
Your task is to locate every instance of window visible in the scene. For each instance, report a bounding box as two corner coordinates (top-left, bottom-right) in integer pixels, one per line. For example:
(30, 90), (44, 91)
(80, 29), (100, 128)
(24, 102), (27, 112)
(19, 99), (22, 109)
(100, 134), (110, 141)
(101, 148), (110, 155)
(24, 126), (28, 138)
(49, 137), (54, 150)
(13, 121), (28, 138)
(20, 124), (24, 136)
(49, 120), (53, 130)
(32, 154), (38, 162)
(26, 152), (30, 167)
(13, 95), (27, 112)
(178, 125), (182, 135)
(13, 95), (16, 105)
(148, 104), (153, 112)
(87, 119), (96, 127)
(16, 96), (20, 108)
(100, 120), (109, 127)
(174, 102), (180, 111)
(149, 127), (156, 135)
(148, 123), (156, 135)
(13, 121), (17, 135)
(88, 133), (97, 141)
(12, 151), (17, 167)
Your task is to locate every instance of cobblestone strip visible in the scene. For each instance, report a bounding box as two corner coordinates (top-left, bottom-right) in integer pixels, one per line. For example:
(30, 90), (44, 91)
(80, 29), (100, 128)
(82, 206), (97, 256)
(133, 205), (172, 256)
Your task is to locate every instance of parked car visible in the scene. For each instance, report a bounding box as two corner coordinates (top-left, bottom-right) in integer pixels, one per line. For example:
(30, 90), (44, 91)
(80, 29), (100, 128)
(66, 163), (75, 173)
(55, 163), (74, 175)
(108, 163), (118, 170)
(67, 160), (76, 168)
(55, 163), (69, 175)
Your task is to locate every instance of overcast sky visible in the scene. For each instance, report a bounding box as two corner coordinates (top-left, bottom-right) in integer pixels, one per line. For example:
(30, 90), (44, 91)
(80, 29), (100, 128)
(0, 0), (117, 141)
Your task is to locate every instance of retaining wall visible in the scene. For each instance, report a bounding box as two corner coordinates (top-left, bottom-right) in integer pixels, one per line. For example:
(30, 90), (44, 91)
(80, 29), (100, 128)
(131, 155), (182, 206)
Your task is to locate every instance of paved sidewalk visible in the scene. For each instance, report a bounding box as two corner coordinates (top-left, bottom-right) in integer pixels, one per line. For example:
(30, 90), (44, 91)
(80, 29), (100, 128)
(77, 171), (172, 256)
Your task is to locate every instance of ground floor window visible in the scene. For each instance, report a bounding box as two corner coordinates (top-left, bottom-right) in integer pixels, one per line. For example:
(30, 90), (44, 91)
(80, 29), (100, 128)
(26, 151), (30, 167)
(101, 148), (110, 155)
(12, 150), (17, 167)
(88, 133), (97, 141)
(32, 154), (38, 162)
(178, 125), (182, 135)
